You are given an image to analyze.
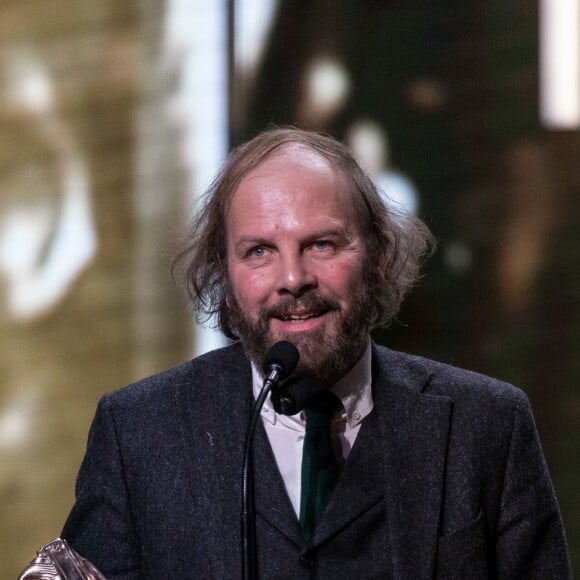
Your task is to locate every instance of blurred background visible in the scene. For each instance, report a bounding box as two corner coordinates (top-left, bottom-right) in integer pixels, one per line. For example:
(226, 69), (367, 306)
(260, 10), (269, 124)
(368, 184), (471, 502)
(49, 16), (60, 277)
(1, 0), (578, 575)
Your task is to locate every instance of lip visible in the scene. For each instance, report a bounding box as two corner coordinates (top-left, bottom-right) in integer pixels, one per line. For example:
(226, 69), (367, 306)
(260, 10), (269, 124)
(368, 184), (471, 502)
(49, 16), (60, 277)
(276, 309), (323, 321)
(270, 310), (329, 333)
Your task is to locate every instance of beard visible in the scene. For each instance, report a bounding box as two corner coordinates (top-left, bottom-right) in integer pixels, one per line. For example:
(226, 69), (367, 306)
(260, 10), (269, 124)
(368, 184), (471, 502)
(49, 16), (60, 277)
(227, 283), (373, 387)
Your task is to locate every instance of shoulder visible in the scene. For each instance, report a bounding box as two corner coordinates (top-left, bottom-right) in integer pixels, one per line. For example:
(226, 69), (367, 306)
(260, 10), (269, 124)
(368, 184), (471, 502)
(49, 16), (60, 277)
(100, 342), (250, 410)
(373, 344), (530, 413)
(372, 345), (541, 473)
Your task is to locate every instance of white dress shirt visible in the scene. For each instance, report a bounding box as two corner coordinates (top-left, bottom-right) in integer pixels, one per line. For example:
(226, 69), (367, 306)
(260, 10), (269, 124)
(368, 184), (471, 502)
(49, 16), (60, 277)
(251, 342), (374, 518)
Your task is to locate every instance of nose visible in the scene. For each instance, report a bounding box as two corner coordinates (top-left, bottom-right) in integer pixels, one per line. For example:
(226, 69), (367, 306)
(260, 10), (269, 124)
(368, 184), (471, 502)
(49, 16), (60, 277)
(276, 251), (317, 297)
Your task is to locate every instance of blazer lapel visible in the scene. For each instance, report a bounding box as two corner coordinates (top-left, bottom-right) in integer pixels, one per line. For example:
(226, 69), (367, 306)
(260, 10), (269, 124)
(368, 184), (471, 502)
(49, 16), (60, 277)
(311, 347), (452, 579)
(253, 423), (303, 546)
(313, 406), (385, 545)
(374, 347), (452, 579)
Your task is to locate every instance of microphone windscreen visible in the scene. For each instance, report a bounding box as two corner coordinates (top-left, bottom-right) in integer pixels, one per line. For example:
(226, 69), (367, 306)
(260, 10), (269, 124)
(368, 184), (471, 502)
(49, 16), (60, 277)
(271, 376), (315, 415)
(262, 341), (299, 380)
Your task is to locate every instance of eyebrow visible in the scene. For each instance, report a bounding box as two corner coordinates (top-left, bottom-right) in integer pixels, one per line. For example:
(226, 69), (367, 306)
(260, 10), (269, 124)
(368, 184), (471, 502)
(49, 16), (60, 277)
(233, 227), (350, 251)
(234, 236), (270, 251)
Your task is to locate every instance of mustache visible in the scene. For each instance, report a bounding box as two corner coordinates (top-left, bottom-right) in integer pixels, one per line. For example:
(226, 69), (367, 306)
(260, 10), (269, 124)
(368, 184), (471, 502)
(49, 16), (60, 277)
(259, 293), (341, 320)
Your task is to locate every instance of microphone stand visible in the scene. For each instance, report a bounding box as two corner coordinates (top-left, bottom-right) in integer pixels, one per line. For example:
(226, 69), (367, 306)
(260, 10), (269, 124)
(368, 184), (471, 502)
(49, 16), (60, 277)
(241, 369), (279, 580)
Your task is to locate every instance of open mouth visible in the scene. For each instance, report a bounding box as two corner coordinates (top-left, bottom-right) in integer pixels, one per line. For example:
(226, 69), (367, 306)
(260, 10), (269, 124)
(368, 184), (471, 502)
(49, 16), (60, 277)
(275, 309), (329, 323)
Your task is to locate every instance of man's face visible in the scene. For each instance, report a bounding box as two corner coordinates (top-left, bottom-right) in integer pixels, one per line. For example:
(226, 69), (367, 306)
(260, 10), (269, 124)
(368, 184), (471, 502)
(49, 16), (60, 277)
(225, 146), (371, 385)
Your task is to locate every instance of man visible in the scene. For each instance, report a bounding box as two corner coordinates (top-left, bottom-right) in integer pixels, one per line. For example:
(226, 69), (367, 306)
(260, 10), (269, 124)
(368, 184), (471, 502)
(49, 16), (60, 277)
(62, 128), (571, 578)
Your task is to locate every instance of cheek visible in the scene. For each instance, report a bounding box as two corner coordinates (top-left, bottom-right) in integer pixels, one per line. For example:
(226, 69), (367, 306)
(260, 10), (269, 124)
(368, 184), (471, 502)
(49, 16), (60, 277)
(319, 259), (365, 296)
(228, 266), (272, 310)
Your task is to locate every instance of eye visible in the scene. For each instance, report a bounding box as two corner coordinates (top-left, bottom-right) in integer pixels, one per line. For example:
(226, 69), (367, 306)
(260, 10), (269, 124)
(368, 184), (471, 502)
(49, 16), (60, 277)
(251, 245), (266, 257)
(312, 240), (332, 250)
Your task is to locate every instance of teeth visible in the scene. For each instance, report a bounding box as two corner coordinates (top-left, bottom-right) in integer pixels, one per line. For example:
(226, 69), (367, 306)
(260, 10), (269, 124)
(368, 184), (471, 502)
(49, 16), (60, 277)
(283, 313), (318, 321)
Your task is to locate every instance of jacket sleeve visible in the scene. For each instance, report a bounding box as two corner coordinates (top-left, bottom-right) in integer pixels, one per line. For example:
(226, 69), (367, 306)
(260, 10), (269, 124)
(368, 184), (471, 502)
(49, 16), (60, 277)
(61, 395), (142, 579)
(495, 392), (572, 579)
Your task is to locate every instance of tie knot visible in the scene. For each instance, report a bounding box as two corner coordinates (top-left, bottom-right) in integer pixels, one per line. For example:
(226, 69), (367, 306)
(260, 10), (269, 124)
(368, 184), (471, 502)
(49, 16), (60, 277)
(305, 391), (342, 424)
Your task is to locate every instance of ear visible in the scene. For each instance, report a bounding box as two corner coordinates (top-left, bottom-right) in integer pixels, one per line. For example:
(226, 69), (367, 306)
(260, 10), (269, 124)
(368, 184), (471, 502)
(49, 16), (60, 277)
(223, 273), (234, 307)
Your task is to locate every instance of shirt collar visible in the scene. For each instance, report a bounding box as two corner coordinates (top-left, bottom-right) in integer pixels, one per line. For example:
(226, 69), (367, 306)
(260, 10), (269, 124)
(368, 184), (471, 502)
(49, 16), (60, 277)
(251, 341), (374, 429)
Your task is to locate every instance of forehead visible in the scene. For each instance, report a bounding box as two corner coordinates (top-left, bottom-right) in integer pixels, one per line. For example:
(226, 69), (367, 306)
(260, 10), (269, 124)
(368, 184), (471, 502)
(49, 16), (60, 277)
(227, 146), (354, 219)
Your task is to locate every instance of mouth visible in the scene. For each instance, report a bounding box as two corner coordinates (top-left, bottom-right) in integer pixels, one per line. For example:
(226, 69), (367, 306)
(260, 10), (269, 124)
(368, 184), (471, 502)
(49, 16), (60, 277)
(263, 296), (338, 334)
(268, 308), (333, 334)
(275, 309), (329, 323)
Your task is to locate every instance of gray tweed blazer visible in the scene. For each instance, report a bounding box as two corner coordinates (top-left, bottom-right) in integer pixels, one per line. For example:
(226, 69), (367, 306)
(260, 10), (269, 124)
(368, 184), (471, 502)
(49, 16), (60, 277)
(62, 342), (571, 579)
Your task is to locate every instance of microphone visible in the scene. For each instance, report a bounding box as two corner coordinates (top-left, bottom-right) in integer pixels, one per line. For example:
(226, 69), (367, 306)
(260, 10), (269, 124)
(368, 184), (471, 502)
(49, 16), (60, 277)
(242, 341), (299, 580)
(262, 342), (317, 415)
(271, 376), (315, 416)
(261, 341), (299, 387)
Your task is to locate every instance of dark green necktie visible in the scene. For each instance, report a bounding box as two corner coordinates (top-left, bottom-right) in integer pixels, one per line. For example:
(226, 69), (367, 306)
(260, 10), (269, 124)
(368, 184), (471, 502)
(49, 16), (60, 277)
(299, 390), (342, 544)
